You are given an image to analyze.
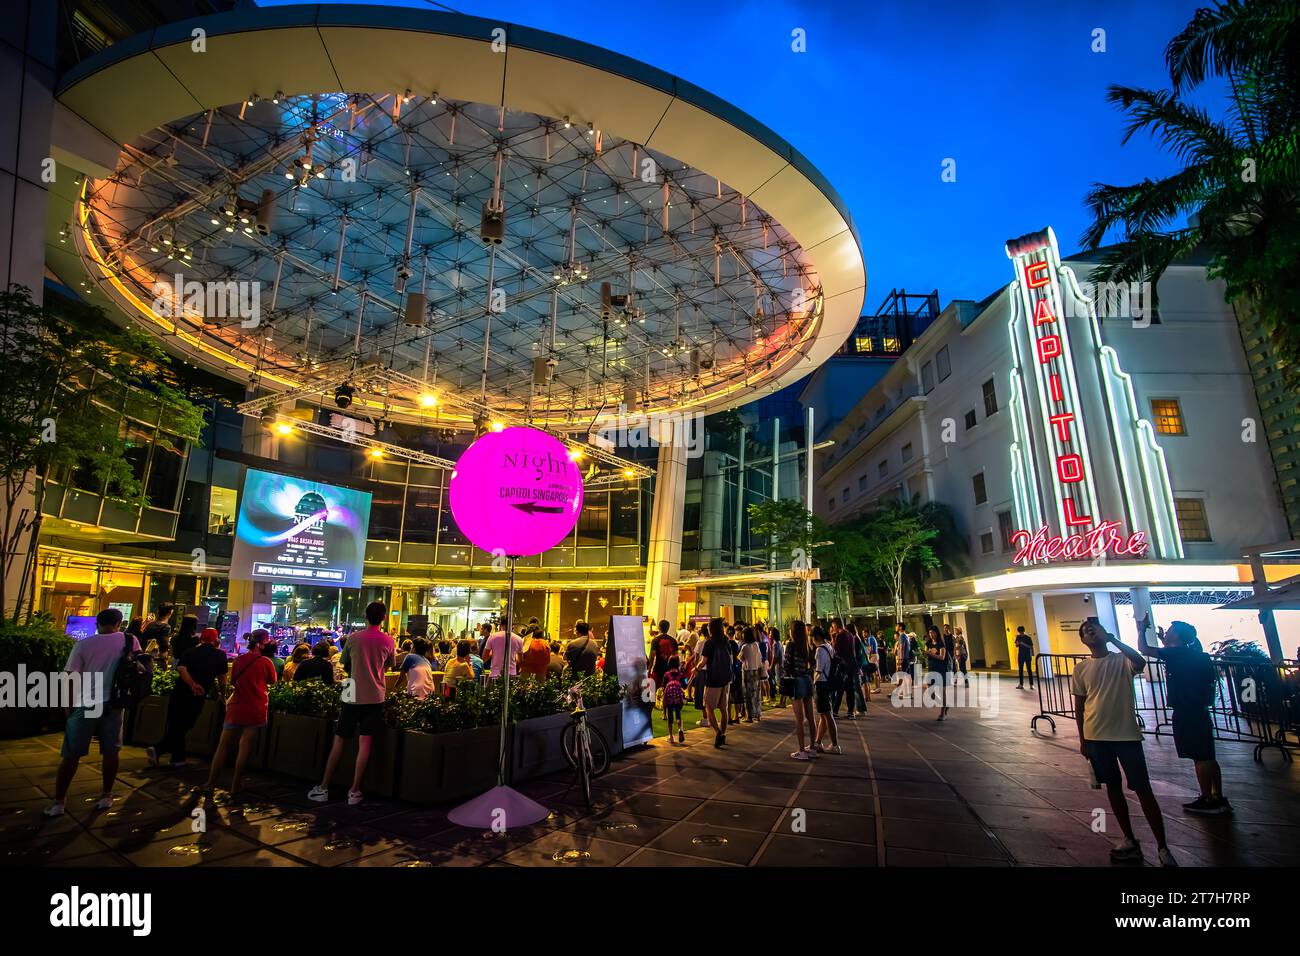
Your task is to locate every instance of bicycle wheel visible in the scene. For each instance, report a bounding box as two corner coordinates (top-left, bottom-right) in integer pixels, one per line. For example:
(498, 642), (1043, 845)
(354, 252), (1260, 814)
(577, 749), (593, 808)
(584, 723), (611, 778)
(561, 720), (582, 769)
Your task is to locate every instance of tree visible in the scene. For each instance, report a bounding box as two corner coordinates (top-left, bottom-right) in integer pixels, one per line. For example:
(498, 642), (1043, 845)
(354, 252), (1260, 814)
(0, 286), (207, 621)
(747, 498), (826, 567)
(1080, 0), (1300, 369)
(818, 502), (939, 622)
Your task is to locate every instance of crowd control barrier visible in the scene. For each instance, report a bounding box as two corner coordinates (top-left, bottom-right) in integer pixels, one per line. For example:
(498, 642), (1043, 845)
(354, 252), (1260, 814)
(1031, 652), (1298, 763)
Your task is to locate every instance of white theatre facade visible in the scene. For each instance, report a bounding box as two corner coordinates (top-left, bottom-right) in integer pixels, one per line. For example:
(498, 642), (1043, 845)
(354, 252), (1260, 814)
(814, 227), (1297, 668)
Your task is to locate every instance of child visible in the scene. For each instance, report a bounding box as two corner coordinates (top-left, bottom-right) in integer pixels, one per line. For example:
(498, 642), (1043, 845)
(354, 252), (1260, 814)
(662, 656), (686, 745)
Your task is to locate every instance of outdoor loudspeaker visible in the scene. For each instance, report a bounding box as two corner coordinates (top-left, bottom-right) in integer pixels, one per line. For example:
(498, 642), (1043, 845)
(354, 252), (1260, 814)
(479, 201), (504, 244)
(532, 355), (555, 385)
(255, 189), (277, 236)
(403, 293), (427, 327)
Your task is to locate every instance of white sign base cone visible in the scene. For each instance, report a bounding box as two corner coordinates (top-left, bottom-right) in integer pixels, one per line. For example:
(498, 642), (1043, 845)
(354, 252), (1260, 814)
(447, 784), (550, 829)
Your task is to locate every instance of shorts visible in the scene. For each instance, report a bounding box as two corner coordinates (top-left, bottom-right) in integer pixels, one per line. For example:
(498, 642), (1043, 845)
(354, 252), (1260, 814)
(335, 702), (386, 738)
(703, 684), (730, 710)
(61, 707), (124, 758)
(1085, 740), (1151, 792)
(664, 704), (683, 722)
(1171, 709), (1216, 761)
(222, 720), (267, 731)
(783, 675), (813, 700)
(815, 682), (834, 714)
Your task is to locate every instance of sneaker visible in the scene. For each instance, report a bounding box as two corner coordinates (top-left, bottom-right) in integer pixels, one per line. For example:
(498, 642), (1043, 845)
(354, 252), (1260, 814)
(42, 802), (65, 818)
(1109, 837), (1143, 862)
(307, 785), (330, 803)
(93, 794), (114, 811)
(1213, 798), (1233, 815)
(829, 745), (842, 755)
(1158, 847), (1179, 867)
(347, 790), (364, 806)
(713, 733), (723, 748)
(790, 750), (812, 761)
(145, 746), (158, 768)
(718, 733), (726, 747)
(677, 730), (684, 743)
(1182, 796), (1218, 815)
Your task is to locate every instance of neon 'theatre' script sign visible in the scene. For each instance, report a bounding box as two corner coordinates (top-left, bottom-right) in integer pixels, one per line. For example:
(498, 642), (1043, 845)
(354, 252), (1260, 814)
(1005, 230), (1149, 566)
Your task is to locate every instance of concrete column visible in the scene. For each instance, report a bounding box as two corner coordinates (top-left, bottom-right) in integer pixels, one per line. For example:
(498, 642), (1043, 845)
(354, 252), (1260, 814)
(544, 589), (562, 640)
(1029, 590), (1052, 679)
(643, 425), (688, 625)
(1129, 585), (1154, 645)
(1092, 590), (1121, 645)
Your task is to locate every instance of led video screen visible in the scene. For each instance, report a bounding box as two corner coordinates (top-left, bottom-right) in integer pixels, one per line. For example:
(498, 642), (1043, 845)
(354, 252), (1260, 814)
(229, 469), (372, 589)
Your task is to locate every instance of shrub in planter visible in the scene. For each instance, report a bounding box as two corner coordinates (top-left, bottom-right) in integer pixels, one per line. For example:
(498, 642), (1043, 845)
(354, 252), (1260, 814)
(0, 619), (76, 738)
(265, 679), (340, 781)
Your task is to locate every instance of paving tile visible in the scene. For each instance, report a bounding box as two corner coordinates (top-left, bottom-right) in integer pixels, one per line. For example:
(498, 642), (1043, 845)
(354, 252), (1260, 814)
(686, 800), (785, 833)
(755, 834), (875, 867)
(643, 821), (767, 864)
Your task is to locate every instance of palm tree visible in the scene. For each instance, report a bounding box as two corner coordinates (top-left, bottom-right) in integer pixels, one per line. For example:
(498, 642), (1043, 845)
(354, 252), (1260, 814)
(1081, 0), (1300, 533)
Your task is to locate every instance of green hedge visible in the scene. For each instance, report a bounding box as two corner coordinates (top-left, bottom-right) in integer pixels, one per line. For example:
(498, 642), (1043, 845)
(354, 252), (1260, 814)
(270, 670), (624, 732)
(0, 620), (75, 674)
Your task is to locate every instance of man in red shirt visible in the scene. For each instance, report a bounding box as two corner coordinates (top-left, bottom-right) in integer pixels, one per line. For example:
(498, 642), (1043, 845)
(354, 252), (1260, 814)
(309, 601), (395, 806)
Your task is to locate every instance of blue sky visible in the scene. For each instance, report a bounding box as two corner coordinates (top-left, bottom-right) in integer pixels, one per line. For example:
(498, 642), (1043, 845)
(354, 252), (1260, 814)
(264, 0), (1213, 307)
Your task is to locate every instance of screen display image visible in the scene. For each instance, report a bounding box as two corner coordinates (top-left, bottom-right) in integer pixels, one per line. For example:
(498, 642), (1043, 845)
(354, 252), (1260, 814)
(229, 469), (372, 589)
(64, 616), (96, 641)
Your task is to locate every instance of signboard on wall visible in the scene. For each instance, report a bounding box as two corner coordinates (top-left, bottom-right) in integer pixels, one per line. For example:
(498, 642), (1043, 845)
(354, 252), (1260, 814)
(609, 614), (654, 749)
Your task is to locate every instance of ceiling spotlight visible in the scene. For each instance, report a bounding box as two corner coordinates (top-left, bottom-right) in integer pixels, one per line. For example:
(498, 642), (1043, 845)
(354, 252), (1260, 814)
(586, 122), (594, 135)
(272, 91), (284, 104)
(430, 91), (438, 104)
(567, 449), (584, 462)
(209, 216), (220, 225)
(419, 393), (437, 408)
(368, 447), (384, 460)
(274, 422), (294, 436)
(490, 421), (505, 433)
(563, 116), (571, 129)
(246, 93), (259, 107)
(334, 383), (355, 409)
(149, 242), (160, 253)
(623, 468), (635, 478)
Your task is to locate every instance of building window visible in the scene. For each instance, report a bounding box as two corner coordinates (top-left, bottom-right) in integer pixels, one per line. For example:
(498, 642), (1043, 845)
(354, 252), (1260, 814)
(858, 475), (868, 492)
(854, 336), (874, 353)
(972, 471), (987, 506)
(878, 459), (888, 478)
(979, 531), (995, 555)
(901, 442), (913, 463)
(1175, 498), (1211, 541)
(936, 345), (951, 381)
(842, 486), (850, 501)
(829, 496), (837, 510)
(982, 378), (999, 416)
(921, 361), (935, 394)
(881, 336), (901, 352)
(964, 409), (977, 430)
(998, 510), (1014, 551)
(1151, 398), (1186, 435)
(208, 486), (237, 535)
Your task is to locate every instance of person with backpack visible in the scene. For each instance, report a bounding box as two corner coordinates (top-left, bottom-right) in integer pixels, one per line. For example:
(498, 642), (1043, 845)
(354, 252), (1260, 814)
(44, 608), (142, 817)
(829, 618), (859, 720)
(662, 657), (686, 745)
(811, 625), (842, 754)
(142, 604), (174, 666)
(699, 618), (734, 748)
(205, 628), (277, 801)
(954, 627), (970, 687)
(785, 620), (816, 759)
(148, 627), (228, 770)
(1138, 616), (1231, 816)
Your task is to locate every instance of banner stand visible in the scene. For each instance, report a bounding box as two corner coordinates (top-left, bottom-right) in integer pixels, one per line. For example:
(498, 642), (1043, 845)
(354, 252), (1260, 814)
(447, 555), (550, 830)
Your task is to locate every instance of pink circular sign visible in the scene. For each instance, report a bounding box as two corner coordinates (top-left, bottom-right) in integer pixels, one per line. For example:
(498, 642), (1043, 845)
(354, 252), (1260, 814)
(448, 426), (584, 556)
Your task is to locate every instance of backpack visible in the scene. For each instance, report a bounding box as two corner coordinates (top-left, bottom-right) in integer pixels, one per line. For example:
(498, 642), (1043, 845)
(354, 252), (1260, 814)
(108, 633), (154, 710)
(705, 641), (733, 685)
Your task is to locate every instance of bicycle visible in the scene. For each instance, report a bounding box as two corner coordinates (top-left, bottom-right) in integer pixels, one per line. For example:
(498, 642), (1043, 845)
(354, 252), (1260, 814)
(560, 683), (611, 808)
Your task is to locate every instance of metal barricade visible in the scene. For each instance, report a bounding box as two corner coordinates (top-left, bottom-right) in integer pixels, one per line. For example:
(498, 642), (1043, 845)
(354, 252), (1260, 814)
(1031, 651), (1298, 763)
(1029, 653), (1088, 733)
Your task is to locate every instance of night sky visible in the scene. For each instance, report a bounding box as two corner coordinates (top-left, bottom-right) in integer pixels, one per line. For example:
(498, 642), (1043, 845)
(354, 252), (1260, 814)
(264, 0), (1218, 308)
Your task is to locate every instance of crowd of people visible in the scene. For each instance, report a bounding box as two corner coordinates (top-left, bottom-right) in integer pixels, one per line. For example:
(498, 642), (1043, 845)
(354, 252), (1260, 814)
(43, 601), (1235, 867)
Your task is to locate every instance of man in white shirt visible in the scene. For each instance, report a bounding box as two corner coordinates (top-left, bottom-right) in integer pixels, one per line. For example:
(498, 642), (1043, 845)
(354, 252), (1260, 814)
(1073, 618), (1175, 866)
(676, 621), (691, 645)
(483, 626), (525, 678)
(45, 608), (139, 817)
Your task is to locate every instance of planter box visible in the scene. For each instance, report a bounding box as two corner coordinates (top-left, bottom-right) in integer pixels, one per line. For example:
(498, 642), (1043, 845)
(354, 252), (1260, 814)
(397, 724), (507, 804)
(127, 695), (167, 747)
(330, 726), (400, 798)
(588, 703), (623, 758)
(511, 711), (571, 781)
(265, 712), (332, 781)
(183, 699), (223, 757)
(0, 706), (57, 739)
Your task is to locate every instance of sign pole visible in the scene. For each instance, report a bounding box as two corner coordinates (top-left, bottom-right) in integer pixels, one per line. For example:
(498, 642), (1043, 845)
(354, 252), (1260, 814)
(496, 556), (516, 786)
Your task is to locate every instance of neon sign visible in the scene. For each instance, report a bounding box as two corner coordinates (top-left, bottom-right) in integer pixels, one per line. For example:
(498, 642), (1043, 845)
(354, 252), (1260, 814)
(1004, 229), (1168, 566)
